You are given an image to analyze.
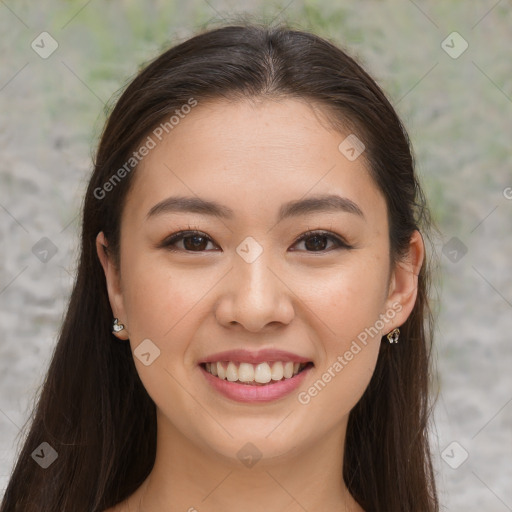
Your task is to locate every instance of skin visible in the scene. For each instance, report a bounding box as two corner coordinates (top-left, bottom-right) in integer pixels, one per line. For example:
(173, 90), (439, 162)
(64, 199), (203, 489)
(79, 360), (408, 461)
(97, 97), (424, 512)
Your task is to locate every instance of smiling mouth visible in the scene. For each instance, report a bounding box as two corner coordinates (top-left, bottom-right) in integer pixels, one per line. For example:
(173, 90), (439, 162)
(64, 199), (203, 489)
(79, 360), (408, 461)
(200, 361), (314, 386)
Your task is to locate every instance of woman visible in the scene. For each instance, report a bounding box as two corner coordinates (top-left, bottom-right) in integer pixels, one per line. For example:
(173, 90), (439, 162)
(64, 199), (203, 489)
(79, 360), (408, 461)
(1, 23), (439, 512)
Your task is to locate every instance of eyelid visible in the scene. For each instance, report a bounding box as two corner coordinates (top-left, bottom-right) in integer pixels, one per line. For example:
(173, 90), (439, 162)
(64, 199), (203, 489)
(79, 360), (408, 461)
(159, 228), (217, 250)
(160, 228), (353, 252)
(291, 229), (352, 251)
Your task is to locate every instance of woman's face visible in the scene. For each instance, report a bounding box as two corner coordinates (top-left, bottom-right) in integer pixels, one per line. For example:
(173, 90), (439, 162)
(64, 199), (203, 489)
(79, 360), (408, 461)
(97, 97), (422, 463)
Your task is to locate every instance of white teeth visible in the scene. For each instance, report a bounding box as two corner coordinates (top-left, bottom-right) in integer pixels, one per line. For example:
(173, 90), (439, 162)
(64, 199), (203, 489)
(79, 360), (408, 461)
(283, 361), (294, 378)
(205, 360), (308, 383)
(238, 362), (254, 382)
(254, 362), (272, 383)
(226, 361), (238, 382)
(270, 361), (283, 380)
(217, 362), (226, 380)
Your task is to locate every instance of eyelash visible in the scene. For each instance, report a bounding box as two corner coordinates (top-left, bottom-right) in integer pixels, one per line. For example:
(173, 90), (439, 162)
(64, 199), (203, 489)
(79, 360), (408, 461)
(159, 226), (353, 253)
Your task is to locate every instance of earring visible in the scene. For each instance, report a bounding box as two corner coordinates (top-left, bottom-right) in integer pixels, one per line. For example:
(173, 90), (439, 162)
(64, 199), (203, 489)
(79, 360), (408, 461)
(386, 327), (400, 344)
(112, 318), (125, 334)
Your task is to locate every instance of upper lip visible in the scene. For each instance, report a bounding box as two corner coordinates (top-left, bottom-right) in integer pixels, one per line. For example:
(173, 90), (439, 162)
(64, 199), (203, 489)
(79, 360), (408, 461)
(198, 349), (313, 365)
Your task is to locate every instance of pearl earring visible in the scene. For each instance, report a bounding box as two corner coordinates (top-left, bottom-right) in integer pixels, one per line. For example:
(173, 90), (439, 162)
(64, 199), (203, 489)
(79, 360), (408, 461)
(112, 318), (125, 334)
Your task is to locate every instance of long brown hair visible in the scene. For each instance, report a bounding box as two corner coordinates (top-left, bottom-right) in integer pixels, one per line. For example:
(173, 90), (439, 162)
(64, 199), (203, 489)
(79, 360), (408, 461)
(1, 22), (438, 511)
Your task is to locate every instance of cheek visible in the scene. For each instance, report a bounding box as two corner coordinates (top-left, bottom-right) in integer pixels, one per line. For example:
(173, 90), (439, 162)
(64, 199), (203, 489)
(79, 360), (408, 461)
(302, 256), (390, 340)
(298, 278), (384, 422)
(303, 344), (379, 425)
(119, 257), (203, 408)
(296, 256), (387, 409)
(120, 247), (206, 341)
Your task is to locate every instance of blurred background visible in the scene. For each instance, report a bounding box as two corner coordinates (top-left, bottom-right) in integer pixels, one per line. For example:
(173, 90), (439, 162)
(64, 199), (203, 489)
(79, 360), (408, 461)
(0, 1), (511, 510)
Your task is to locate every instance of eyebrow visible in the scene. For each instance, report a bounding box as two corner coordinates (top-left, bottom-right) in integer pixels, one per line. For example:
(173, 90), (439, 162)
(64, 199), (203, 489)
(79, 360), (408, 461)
(146, 193), (365, 222)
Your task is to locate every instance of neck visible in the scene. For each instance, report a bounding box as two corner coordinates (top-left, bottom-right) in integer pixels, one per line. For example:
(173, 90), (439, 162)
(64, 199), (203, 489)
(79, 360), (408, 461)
(132, 410), (364, 512)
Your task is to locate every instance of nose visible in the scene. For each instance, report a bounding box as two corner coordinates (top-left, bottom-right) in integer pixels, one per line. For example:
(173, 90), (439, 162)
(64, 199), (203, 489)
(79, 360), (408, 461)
(214, 251), (295, 332)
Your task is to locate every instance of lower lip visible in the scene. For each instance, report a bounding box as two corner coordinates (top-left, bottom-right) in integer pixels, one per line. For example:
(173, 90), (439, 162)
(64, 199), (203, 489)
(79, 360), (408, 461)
(199, 364), (313, 403)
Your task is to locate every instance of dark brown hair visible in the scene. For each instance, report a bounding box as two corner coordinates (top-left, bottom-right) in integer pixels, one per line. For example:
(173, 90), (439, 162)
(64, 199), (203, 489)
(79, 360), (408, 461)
(1, 22), (438, 511)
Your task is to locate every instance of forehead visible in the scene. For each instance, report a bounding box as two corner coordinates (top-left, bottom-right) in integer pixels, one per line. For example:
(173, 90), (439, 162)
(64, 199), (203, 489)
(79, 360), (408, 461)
(123, 97), (386, 228)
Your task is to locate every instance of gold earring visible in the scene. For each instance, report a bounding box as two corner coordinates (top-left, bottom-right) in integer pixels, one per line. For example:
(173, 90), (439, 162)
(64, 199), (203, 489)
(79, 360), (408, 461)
(386, 327), (400, 344)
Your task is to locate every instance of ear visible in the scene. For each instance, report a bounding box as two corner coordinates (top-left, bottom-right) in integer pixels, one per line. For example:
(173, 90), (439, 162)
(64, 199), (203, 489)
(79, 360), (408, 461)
(96, 231), (129, 340)
(384, 230), (425, 329)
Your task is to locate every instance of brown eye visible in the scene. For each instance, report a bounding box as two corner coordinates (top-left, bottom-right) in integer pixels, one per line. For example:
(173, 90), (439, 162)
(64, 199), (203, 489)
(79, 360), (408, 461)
(291, 230), (351, 252)
(161, 231), (217, 252)
(182, 234), (210, 251)
(160, 229), (351, 253)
